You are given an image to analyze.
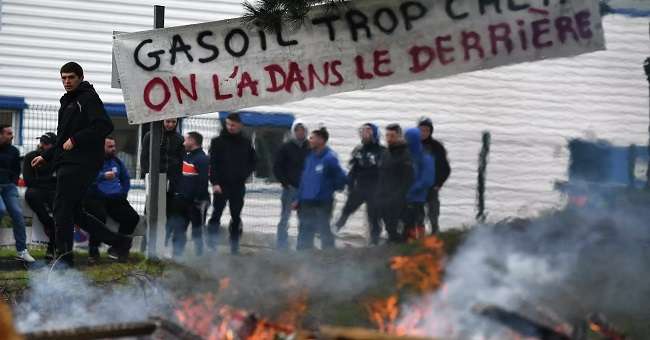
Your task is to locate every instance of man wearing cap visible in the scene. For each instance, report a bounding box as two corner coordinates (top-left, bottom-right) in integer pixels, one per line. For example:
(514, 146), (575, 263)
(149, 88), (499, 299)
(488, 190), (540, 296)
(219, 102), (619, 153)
(23, 132), (58, 259)
(207, 113), (257, 254)
(417, 117), (451, 234)
(272, 120), (309, 250)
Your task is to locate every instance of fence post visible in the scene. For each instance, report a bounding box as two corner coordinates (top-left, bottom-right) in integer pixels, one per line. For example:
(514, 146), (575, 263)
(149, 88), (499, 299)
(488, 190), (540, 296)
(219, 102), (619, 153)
(145, 5), (165, 259)
(476, 131), (491, 223)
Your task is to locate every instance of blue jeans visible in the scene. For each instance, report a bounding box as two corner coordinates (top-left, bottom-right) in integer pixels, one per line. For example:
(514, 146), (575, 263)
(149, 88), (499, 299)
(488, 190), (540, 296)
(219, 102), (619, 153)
(276, 186), (298, 249)
(297, 201), (335, 250)
(0, 184), (26, 251)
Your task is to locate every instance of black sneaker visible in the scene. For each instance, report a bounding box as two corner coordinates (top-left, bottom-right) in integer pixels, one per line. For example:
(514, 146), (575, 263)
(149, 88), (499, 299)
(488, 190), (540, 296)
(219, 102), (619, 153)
(107, 246), (129, 263)
(45, 244), (55, 261)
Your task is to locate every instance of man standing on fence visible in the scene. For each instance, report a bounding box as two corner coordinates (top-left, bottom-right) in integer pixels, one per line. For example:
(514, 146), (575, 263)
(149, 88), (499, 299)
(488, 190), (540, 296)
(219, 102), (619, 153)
(417, 117), (451, 234)
(334, 123), (385, 245)
(376, 124), (413, 243)
(85, 136), (139, 263)
(23, 132), (57, 260)
(32, 62), (114, 267)
(208, 113), (256, 254)
(167, 132), (209, 257)
(0, 125), (35, 263)
(273, 120), (309, 250)
(295, 126), (347, 250)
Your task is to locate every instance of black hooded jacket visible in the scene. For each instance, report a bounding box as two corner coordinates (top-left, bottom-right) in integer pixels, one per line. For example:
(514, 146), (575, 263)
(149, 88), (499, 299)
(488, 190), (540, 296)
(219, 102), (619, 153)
(0, 143), (21, 185)
(140, 128), (185, 180)
(376, 142), (413, 206)
(43, 81), (114, 172)
(23, 149), (56, 190)
(209, 129), (257, 187)
(273, 139), (309, 188)
(422, 137), (451, 188)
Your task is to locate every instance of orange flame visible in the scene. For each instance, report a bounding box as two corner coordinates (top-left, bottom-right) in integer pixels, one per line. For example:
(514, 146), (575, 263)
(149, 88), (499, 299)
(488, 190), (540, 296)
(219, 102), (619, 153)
(365, 236), (447, 336)
(174, 279), (306, 340)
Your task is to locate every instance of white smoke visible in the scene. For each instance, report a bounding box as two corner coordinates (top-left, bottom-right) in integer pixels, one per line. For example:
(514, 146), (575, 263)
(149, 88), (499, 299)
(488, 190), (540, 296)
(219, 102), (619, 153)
(13, 267), (174, 333)
(400, 207), (650, 339)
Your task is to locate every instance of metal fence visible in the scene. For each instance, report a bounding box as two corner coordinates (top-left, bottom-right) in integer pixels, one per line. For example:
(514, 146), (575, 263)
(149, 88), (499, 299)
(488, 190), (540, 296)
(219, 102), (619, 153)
(18, 104), (319, 237)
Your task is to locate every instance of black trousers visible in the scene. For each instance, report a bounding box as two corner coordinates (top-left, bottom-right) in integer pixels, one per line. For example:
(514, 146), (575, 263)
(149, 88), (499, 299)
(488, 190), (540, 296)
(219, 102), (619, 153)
(54, 166), (129, 264)
(425, 190), (440, 234)
(339, 185), (381, 244)
(379, 200), (406, 243)
(403, 203), (425, 240)
(25, 187), (55, 244)
(86, 196), (139, 249)
(207, 184), (245, 246)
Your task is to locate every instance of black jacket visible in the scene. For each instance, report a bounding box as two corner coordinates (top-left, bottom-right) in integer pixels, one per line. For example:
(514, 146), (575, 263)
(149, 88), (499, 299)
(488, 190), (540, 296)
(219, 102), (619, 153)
(43, 81), (114, 171)
(209, 130), (257, 187)
(422, 137), (451, 188)
(348, 142), (385, 189)
(0, 143), (21, 185)
(273, 139), (309, 188)
(175, 148), (210, 202)
(140, 129), (185, 181)
(376, 142), (413, 206)
(23, 149), (56, 190)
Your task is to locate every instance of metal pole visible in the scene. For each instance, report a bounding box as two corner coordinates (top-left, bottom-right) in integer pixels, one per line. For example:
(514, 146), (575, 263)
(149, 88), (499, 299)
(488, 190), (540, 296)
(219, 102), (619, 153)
(146, 4), (165, 258)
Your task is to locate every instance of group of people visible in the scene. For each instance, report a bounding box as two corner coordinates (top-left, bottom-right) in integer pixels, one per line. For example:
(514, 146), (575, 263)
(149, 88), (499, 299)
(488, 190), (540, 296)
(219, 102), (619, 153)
(274, 120), (450, 250)
(0, 61), (450, 266)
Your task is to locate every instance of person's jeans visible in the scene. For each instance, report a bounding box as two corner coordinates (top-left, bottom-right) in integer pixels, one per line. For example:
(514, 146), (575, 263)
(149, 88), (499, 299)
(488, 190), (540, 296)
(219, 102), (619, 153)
(0, 184), (27, 252)
(276, 186), (298, 249)
(297, 201), (335, 250)
(168, 197), (209, 257)
(337, 185), (381, 244)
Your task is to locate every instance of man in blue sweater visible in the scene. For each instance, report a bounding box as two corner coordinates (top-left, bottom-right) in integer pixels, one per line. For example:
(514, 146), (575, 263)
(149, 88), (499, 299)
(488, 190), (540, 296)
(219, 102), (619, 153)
(167, 132), (210, 257)
(86, 136), (139, 262)
(295, 127), (347, 250)
(404, 128), (435, 241)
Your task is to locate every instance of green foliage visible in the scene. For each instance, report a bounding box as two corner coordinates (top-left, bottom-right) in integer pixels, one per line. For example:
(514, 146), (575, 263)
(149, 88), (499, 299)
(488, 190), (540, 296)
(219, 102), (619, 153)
(242, 0), (345, 31)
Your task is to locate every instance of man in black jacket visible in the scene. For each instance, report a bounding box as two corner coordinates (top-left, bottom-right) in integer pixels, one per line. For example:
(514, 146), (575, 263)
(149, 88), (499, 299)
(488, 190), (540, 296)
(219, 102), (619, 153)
(23, 132), (57, 259)
(207, 113), (256, 254)
(31, 62), (117, 267)
(167, 132), (209, 257)
(417, 117), (451, 234)
(0, 126), (35, 262)
(272, 120), (309, 250)
(376, 124), (413, 243)
(335, 123), (385, 245)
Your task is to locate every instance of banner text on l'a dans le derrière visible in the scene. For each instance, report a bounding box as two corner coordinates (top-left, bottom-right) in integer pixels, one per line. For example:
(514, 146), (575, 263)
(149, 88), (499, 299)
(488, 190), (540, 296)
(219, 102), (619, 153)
(113, 0), (605, 124)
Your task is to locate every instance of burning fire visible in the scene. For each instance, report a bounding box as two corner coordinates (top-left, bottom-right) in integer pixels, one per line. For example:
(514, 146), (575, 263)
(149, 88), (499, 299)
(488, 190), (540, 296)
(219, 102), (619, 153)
(175, 278), (306, 340)
(365, 236), (447, 336)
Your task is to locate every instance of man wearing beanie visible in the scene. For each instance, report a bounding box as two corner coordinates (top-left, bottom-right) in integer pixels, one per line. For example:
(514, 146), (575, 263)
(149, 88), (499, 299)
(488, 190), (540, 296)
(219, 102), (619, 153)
(273, 120), (309, 250)
(208, 112), (257, 254)
(417, 117), (451, 234)
(335, 123), (385, 245)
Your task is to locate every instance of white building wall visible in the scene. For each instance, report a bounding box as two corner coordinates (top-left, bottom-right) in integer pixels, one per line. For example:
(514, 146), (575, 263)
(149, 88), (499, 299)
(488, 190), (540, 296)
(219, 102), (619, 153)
(0, 0), (648, 232)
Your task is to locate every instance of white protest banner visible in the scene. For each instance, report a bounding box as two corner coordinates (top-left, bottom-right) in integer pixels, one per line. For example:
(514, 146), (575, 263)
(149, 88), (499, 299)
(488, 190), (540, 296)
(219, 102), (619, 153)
(113, 0), (605, 124)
